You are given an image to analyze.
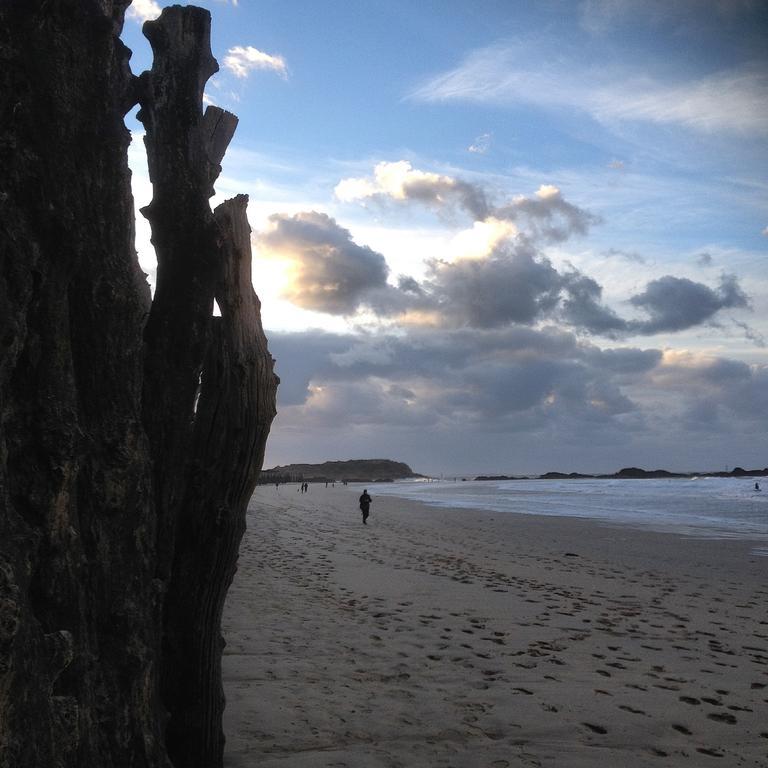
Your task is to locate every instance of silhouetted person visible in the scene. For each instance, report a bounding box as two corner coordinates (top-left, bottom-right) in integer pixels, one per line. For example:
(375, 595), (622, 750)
(359, 489), (372, 525)
(756, 481), (761, 492)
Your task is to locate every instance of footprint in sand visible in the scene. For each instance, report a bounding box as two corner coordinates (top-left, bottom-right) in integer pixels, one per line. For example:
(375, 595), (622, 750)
(707, 712), (737, 724)
(619, 705), (646, 715)
(697, 747), (724, 757)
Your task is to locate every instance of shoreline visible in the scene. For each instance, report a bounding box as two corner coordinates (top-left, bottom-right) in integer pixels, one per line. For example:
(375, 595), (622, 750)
(222, 485), (768, 767)
(352, 477), (768, 548)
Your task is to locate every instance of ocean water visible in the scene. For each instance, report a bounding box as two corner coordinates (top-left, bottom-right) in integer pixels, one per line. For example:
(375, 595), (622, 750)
(365, 477), (768, 543)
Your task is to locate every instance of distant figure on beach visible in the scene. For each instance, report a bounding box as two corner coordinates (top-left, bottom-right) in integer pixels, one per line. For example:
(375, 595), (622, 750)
(359, 489), (372, 525)
(756, 482), (761, 492)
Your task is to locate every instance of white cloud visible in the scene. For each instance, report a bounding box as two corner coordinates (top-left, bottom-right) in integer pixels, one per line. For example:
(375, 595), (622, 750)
(447, 217), (519, 261)
(409, 43), (768, 136)
(127, 0), (161, 23)
(223, 46), (288, 79)
(335, 160), (490, 220)
(336, 161), (446, 201)
(536, 184), (561, 200)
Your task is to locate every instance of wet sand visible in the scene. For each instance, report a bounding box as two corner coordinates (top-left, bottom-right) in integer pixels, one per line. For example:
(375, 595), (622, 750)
(222, 484), (768, 767)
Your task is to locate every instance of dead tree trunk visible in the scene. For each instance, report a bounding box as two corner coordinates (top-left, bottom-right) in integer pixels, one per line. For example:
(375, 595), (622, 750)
(1, 3), (277, 767)
(0, 1), (168, 766)
(162, 195), (277, 767)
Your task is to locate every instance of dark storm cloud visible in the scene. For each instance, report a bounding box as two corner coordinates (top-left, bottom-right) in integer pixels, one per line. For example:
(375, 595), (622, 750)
(648, 353), (768, 430)
(402, 176), (491, 221)
(267, 330), (356, 405)
(265, 161), (754, 343)
(493, 188), (601, 243)
(259, 210), (755, 341)
(628, 273), (748, 333)
(337, 162), (598, 242)
(583, 346), (662, 375)
(561, 272), (753, 338)
(558, 272), (627, 336)
(270, 325), (648, 426)
(394, 252), (751, 341)
(397, 275), (425, 295)
(265, 321), (767, 473)
(400, 176), (600, 243)
(256, 211), (390, 314)
(421, 244), (563, 328)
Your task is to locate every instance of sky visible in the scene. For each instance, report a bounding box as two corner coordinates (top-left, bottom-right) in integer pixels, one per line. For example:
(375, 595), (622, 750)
(120, 0), (768, 476)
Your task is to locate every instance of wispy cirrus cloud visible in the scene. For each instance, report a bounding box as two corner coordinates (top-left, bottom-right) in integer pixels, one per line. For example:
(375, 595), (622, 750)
(468, 132), (492, 154)
(223, 45), (288, 79)
(409, 43), (768, 136)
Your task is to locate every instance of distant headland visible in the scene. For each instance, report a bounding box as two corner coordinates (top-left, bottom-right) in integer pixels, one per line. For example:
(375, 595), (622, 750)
(261, 459), (422, 484)
(475, 466), (768, 481)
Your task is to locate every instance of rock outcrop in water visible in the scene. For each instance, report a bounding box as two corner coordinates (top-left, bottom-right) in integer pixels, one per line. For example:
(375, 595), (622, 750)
(477, 467), (768, 481)
(0, 3), (277, 767)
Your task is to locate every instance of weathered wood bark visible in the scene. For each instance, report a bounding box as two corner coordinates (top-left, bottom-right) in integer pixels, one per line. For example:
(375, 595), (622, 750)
(1, 2), (277, 767)
(137, 6), (229, 564)
(136, 8), (277, 766)
(162, 195), (277, 767)
(0, 1), (168, 766)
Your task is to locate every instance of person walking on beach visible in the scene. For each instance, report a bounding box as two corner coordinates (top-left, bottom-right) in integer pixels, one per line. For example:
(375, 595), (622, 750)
(359, 489), (372, 525)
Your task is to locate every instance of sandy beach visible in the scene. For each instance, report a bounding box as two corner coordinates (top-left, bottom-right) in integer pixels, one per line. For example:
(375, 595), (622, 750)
(222, 484), (768, 767)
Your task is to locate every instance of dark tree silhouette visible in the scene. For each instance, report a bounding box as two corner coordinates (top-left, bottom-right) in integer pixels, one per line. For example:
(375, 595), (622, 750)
(0, 3), (277, 767)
